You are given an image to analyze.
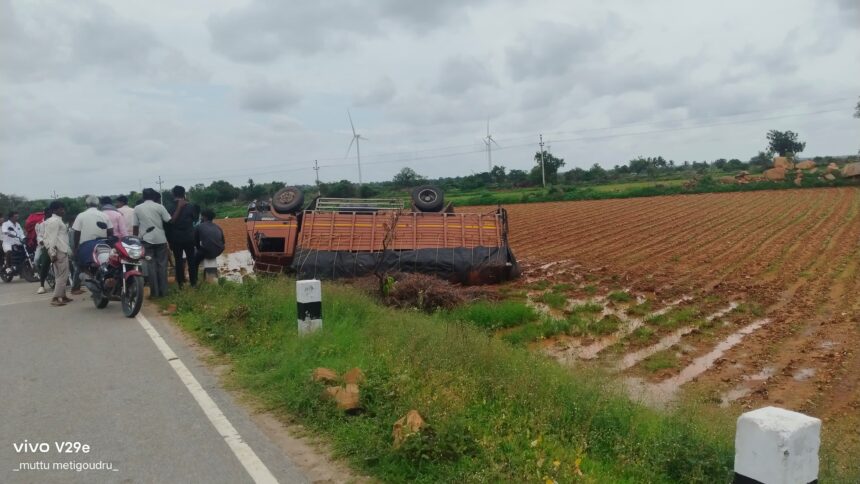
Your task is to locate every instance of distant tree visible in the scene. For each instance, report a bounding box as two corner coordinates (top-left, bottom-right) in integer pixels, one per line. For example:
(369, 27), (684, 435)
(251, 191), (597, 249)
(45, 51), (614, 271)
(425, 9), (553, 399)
(392, 167), (425, 188)
(507, 169), (529, 186)
(749, 151), (773, 168)
(240, 178), (266, 202)
(726, 158), (746, 170)
(320, 180), (356, 198)
(530, 151), (565, 184)
(854, 97), (860, 118)
(588, 163), (607, 181)
(766, 130), (806, 157)
(490, 165), (507, 184)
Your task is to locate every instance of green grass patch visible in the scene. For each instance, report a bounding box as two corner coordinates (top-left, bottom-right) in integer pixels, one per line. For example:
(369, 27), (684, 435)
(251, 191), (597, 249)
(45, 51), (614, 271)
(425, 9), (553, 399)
(629, 326), (656, 344)
(570, 301), (604, 314)
(449, 300), (538, 330)
(501, 317), (573, 345)
(608, 291), (633, 303)
(526, 280), (550, 290)
(552, 283), (574, 292)
(646, 306), (701, 329)
(583, 284), (598, 296)
(642, 350), (680, 373)
(165, 279), (735, 482)
(537, 291), (568, 310)
(734, 302), (765, 317)
(627, 300), (652, 317)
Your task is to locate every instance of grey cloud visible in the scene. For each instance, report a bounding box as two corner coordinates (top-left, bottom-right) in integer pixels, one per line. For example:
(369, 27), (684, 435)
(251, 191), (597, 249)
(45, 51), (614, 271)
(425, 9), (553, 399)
(506, 19), (618, 82)
(434, 56), (496, 95)
(208, 0), (486, 63)
(354, 77), (397, 106)
(239, 80), (301, 112)
(0, 0), (201, 83)
(836, 0), (860, 25)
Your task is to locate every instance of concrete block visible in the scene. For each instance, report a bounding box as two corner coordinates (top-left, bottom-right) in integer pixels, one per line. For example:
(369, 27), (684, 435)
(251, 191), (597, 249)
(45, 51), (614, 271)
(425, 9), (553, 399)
(734, 406), (820, 484)
(296, 279), (321, 304)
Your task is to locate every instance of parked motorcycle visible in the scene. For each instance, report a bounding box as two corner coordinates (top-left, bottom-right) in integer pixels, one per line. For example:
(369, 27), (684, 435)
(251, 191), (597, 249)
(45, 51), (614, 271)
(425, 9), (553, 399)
(80, 223), (146, 317)
(1, 234), (38, 283)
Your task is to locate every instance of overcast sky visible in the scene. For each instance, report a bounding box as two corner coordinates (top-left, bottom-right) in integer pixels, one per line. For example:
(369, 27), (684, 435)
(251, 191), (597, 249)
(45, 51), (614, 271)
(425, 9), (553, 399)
(1, 0), (858, 198)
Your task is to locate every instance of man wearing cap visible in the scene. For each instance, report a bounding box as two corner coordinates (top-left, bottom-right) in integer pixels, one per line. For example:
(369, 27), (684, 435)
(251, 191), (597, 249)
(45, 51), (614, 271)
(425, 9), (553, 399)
(70, 195), (113, 294)
(133, 188), (171, 298)
(100, 196), (128, 238)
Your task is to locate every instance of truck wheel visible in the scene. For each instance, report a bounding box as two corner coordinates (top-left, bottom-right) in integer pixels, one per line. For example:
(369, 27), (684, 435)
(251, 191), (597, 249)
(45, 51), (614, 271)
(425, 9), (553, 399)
(411, 185), (445, 212)
(272, 187), (304, 214)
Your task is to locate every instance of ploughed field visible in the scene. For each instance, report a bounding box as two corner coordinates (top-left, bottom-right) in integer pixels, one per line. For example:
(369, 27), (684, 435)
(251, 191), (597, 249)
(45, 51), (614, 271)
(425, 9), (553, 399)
(493, 187), (860, 455)
(217, 188), (860, 459)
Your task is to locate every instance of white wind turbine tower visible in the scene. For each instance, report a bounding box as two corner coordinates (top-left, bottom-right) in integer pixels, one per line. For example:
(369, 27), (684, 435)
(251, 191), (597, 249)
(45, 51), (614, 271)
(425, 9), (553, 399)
(345, 109), (368, 185)
(482, 119), (501, 172)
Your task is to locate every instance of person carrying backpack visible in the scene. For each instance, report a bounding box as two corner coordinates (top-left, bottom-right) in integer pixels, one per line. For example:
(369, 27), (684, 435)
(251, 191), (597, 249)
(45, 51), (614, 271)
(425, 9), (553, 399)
(193, 208), (224, 271)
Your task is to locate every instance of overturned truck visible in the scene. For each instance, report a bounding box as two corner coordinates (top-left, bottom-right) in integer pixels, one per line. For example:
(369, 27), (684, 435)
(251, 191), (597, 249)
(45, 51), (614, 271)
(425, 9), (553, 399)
(246, 186), (519, 284)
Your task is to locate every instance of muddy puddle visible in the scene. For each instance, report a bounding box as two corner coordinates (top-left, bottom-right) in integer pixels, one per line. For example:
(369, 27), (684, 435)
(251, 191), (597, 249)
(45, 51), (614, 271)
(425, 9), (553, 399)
(628, 318), (771, 407)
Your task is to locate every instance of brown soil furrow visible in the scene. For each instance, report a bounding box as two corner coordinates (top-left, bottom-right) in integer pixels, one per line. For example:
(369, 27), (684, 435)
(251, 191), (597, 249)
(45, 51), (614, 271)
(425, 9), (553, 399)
(621, 191), (776, 273)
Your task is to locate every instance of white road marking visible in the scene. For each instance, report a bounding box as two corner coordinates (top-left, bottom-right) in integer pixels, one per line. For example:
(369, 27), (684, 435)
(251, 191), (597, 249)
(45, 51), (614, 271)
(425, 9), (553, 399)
(136, 313), (279, 484)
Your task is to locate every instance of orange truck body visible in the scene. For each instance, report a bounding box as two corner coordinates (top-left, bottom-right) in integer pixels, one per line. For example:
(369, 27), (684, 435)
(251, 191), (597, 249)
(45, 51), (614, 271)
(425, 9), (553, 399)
(245, 206), (518, 283)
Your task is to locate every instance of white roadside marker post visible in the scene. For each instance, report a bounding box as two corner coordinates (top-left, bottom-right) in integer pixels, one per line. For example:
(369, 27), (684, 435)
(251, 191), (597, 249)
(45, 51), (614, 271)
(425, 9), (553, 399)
(296, 279), (322, 335)
(734, 406), (820, 484)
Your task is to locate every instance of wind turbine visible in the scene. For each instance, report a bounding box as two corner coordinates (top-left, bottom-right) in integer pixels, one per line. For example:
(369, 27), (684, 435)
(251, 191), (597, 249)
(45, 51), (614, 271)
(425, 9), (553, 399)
(345, 110), (368, 185)
(482, 119), (500, 172)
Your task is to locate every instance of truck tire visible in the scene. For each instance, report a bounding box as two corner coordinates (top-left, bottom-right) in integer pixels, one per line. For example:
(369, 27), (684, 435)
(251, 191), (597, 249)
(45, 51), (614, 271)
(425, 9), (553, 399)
(272, 187), (304, 213)
(411, 185), (444, 212)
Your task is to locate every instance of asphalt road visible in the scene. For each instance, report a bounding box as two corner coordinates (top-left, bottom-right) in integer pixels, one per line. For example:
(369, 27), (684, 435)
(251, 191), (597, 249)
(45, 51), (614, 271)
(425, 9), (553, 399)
(0, 280), (308, 484)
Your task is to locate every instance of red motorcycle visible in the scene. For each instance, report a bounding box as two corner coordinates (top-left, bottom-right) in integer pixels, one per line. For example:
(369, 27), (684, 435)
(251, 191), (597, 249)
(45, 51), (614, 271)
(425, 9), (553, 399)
(81, 224), (146, 317)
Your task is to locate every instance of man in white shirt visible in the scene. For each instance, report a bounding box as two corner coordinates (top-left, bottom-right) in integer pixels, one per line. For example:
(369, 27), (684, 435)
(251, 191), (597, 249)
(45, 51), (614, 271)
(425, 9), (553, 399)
(43, 201), (72, 306)
(133, 188), (171, 298)
(2, 211), (25, 274)
(70, 195), (113, 294)
(116, 195), (135, 235)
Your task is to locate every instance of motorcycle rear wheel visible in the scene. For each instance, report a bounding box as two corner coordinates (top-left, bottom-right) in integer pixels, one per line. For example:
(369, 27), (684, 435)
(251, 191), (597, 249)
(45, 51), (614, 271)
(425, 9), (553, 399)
(20, 264), (38, 283)
(122, 275), (144, 318)
(93, 292), (109, 309)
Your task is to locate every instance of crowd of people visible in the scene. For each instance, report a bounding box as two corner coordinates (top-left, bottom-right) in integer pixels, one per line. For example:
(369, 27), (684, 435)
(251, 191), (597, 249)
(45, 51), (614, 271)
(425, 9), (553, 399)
(1, 185), (226, 307)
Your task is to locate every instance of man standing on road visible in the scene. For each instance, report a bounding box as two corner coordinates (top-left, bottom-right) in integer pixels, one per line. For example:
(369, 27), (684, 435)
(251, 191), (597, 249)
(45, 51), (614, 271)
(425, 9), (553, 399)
(169, 185), (199, 288)
(2, 211), (24, 275)
(43, 201), (72, 306)
(70, 195), (113, 294)
(134, 188), (171, 298)
(193, 208), (225, 275)
(34, 205), (52, 294)
(115, 195), (135, 235)
(100, 196), (128, 238)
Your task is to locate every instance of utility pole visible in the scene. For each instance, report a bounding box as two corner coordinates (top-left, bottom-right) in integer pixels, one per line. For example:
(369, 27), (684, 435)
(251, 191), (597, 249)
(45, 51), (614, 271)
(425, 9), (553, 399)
(156, 175), (164, 194)
(313, 160), (321, 196)
(539, 134), (546, 188)
(50, 190), (59, 199)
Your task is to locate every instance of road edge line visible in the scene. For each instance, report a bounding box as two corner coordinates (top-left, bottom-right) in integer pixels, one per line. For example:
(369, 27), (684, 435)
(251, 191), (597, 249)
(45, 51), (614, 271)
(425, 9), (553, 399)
(136, 312), (279, 484)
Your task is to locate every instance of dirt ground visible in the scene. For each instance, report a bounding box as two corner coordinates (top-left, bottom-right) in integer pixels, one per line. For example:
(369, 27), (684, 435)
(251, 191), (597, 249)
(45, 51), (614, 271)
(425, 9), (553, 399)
(219, 188), (860, 470)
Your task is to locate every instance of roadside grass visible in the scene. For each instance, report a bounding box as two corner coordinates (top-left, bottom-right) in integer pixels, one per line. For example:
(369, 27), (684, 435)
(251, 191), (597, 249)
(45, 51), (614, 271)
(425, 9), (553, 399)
(448, 300), (538, 330)
(583, 284), (598, 296)
(641, 350), (680, 373)
(166, 279), (734, 482)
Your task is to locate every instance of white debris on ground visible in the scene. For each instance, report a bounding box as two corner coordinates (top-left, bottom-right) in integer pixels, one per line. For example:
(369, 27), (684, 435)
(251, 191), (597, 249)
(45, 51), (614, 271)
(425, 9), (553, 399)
(216, 250), (256, 282)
